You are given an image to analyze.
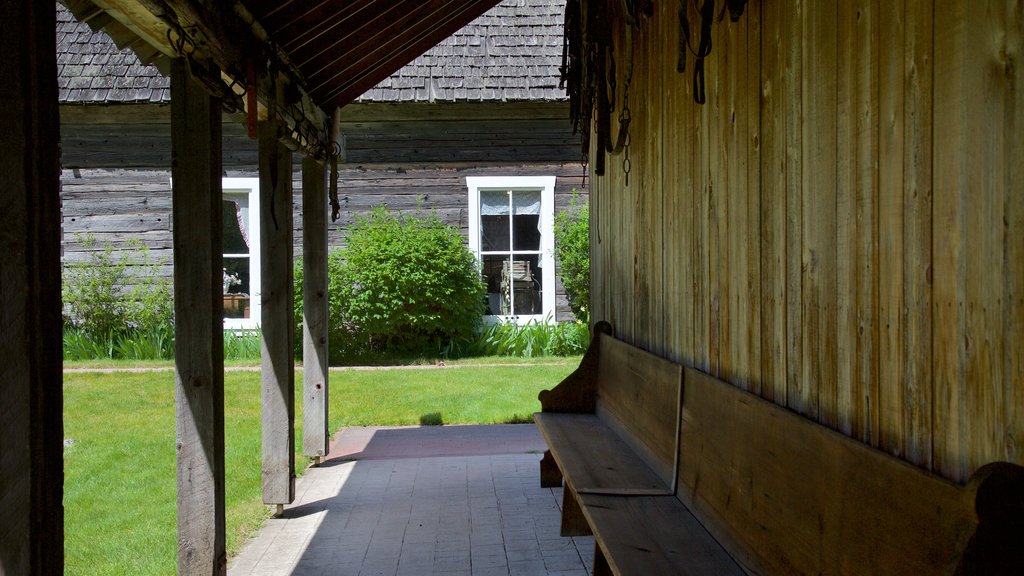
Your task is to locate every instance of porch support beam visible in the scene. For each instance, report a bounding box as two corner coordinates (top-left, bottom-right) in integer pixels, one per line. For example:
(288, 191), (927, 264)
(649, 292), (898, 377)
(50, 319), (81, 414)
(302, 155), (330, 460)
(260, 84), (296, 505)
(0, 0), (64, 572)
(170, 58), (227, 574)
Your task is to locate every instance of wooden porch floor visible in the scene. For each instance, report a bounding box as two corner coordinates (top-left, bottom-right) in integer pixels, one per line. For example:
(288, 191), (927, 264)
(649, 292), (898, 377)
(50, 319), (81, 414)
(229, 425), (593, 576)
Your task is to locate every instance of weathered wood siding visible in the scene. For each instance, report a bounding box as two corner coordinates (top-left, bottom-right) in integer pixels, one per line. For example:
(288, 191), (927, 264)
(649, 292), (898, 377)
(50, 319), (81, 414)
(590, 0), (1022, 482)
(60, 163), (587, 320)
(59, 102), (581, 168)
(61, 100), (589, 321)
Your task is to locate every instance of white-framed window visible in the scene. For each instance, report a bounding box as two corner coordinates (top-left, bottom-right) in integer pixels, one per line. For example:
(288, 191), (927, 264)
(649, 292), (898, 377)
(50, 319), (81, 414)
(222, 178), (261, 330)
(467, 176), (556, 324)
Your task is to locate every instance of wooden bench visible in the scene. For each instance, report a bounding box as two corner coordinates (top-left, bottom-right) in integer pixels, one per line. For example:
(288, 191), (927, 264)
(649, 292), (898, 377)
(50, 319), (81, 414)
(535, 322), (1024, 575)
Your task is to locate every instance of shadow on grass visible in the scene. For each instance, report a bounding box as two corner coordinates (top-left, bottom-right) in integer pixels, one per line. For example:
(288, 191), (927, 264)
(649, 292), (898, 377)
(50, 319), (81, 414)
(419, 412), (444, 425)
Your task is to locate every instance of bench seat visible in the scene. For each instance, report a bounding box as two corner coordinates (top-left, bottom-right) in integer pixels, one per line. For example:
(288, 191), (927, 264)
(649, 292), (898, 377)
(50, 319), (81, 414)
(534, 412), (670, 495)
(579, 494), (744, 576)
(535, 321), (1024, 574)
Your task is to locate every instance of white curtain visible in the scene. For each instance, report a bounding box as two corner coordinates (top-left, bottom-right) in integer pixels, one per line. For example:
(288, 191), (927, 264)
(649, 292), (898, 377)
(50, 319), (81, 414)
(232, 200), (250, 249)
(479, 190), (543, 271)
(480, 190), (541, 216)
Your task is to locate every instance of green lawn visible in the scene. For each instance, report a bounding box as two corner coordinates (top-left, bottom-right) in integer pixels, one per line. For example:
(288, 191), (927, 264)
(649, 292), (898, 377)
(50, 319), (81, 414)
(63, 360), (578, 575)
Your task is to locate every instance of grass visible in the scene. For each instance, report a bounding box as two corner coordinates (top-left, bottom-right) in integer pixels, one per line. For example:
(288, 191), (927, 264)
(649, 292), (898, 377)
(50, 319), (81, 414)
(63, 360), (578, 575)
(328, 363), (578, 426)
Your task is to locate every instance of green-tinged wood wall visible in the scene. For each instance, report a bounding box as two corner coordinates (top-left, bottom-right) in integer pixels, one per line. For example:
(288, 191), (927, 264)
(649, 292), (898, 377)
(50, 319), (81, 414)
(589, 0), (1022, 483)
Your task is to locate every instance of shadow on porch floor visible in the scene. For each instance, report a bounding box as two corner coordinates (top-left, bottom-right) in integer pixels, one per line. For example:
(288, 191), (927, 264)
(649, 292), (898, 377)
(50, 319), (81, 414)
(229, 424), (594, 576)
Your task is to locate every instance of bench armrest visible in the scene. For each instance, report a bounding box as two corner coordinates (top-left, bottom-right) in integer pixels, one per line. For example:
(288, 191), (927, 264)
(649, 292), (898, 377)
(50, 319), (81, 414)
(538, 320), (612, 413)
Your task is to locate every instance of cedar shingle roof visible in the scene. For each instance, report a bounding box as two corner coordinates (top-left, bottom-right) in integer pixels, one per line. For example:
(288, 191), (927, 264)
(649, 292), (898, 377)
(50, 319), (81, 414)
(56, 3), (169, 103)
(356, 0), (566, 103)
(56, 0), (566, 105)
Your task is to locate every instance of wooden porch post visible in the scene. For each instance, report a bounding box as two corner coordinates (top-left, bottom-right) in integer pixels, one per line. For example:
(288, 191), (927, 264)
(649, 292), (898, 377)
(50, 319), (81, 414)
(0, 0), (64, 572)
(170, 58), (227, 574)
(302, 155), (330, 460)
(260, 89), (296, 506)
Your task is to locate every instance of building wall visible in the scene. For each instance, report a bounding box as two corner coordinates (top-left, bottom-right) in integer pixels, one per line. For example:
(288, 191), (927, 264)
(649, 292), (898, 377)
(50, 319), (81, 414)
(588, 0), (1022, 482)
(60, 104), (589, 321)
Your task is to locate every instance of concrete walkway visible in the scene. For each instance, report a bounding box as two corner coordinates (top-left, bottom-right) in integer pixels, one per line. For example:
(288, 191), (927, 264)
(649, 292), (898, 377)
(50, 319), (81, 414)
(229, 425), (594, 576)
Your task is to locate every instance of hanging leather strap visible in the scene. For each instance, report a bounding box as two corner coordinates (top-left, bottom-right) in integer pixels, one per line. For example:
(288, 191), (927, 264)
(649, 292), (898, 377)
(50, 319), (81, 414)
(678, 0), (715, 104)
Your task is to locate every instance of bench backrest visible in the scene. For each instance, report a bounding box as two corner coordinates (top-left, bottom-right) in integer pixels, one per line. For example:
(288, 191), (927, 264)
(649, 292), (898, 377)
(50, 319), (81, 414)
(595, 333), (682, 489)
(676, 367), (981, 575)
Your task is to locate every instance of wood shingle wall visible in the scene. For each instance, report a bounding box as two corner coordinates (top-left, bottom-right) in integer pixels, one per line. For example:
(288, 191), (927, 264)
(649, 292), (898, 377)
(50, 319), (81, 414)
(589, 0), (1022, 483)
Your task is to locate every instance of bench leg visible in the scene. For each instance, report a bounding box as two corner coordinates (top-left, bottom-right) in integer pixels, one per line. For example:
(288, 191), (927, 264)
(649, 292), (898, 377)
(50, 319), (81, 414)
(593, 542), (613, 576)
(560, 483), (592, 537)
(540, 450), (562, 487)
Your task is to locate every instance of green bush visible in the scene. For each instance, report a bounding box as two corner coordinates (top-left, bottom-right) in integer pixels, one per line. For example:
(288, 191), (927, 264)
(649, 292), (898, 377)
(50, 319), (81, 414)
(294, 250), (357, 362)
(62, 236), (174, 359)
(553, 193), (590, 321)
(340, 208), (485, 353)
(296, 207), (486, 362)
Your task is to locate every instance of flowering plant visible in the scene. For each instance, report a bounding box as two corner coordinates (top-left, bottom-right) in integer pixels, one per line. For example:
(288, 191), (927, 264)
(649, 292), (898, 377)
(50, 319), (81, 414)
(223, 268), (241, 293)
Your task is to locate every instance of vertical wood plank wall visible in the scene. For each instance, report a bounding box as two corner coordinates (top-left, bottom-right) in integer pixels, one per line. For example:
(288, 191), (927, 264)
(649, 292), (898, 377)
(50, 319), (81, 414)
(589, 0), (1022, 483)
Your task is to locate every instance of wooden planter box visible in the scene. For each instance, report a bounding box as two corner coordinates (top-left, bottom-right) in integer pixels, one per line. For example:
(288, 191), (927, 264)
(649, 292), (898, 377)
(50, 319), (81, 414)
(223, 294), (250, 318)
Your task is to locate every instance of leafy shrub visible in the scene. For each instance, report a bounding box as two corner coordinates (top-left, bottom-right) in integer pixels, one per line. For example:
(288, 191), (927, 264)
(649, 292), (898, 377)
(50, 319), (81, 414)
(553, 193), (590, 322)
(62, 236), (174, 359)
(339, 207), (485, 353)
(296, 207), (486, 362)
(294, 250), (357, 363)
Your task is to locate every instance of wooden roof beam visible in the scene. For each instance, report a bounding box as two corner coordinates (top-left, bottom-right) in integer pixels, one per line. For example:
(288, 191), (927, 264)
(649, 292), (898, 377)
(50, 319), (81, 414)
(84, 0), (179, 58)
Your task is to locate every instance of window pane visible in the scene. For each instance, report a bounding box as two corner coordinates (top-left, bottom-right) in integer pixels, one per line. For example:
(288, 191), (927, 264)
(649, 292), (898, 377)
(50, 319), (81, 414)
(513, 214), (540, 251)
(480, 190), (509, 252)
(506, 254), (542, 315)
(224, 199), (249, 254)
(223, 256), (251, 319)
(481, 254), (543, 316)
(481, 215), (509, 252)
(512, 191), (541, 251)
(481, 255), (508, 315)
